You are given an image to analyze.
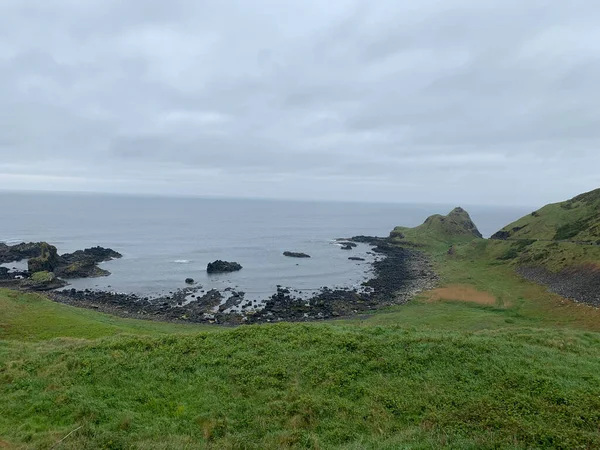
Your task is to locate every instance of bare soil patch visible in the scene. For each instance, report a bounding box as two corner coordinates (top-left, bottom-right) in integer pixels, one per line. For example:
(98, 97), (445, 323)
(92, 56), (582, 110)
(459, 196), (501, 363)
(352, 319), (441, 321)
(423, 285), (500, 306)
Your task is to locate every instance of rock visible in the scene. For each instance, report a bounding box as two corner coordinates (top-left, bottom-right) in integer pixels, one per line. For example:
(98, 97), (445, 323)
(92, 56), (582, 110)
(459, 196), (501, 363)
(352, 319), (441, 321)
(0, 242), (46, 263)
(21, 271), (67, 291)
(490, 230), (511, 240)
(207, 260), (243, 273)
(56, 260), (110, 278)
(348, 257), (366, 261)
(185, 278), (195, 284)
(338, 241), (358, 248)
(55, 246), (121, 279)
(60, 246), (122, 265)
(283, 252), (311, 258)
(0, 242), (121, 281)
(27, 243), (60, 273)
(340, 244), (354, 250)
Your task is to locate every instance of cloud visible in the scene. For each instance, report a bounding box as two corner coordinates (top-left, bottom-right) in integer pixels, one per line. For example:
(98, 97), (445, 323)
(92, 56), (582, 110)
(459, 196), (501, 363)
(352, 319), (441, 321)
(0, 0), (599, 206)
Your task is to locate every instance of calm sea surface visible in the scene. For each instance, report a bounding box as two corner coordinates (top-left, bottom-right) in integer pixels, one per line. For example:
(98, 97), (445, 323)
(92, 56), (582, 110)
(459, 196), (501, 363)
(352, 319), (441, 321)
(0, 191), (531, 300)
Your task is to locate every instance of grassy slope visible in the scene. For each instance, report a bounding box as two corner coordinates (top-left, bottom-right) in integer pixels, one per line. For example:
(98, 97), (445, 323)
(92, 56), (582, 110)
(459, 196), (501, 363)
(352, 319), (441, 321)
(0, 289), (219, 342)
(495, 188), (600, 241)
(3, 208), (600, 449)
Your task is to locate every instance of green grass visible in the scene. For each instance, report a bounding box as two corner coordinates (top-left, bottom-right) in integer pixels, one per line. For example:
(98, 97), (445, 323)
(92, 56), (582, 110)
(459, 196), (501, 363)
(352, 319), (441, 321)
(0, 289), (219, 342)
(2, 323), (600, 449)
(495, 188), (600, 241)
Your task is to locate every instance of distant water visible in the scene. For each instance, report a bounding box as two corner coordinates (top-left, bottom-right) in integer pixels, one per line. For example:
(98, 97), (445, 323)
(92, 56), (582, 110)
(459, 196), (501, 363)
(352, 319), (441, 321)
(0, 191), (531, 300)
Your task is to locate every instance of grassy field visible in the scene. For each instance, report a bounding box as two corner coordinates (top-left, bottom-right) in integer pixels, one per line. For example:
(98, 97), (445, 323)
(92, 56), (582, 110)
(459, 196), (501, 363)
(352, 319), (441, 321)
(3, 215), (600, 448)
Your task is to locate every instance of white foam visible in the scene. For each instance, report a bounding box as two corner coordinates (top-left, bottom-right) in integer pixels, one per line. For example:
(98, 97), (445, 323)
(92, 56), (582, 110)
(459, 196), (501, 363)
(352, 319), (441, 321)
(173, 260), (191, 264)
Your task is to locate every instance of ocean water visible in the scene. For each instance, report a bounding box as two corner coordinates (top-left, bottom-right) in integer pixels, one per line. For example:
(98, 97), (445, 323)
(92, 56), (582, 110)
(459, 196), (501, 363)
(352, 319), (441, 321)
(0, 191), (531, 300)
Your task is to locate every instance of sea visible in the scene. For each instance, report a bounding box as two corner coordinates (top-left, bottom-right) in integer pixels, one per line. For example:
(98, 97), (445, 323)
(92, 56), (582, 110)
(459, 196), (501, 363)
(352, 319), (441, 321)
(0, 191), (532, 301)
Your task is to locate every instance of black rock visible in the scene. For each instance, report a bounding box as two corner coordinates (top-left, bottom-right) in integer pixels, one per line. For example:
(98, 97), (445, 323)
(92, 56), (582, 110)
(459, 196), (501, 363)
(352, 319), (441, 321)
(283, 252), (311, 258)
(207, 260), (243, 273)
(185, 278), (195, 284)
(348, 257), (366, 261)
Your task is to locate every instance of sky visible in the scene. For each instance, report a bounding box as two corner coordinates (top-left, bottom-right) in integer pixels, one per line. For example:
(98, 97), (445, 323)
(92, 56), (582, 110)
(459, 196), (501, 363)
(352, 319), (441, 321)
(0, 0), (599, 207)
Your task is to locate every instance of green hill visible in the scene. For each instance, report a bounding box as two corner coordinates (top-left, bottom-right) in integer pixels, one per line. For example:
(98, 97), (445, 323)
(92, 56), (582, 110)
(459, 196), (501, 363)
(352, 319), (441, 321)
(492, 188), (600, 242)
(390, 207), (482, 248)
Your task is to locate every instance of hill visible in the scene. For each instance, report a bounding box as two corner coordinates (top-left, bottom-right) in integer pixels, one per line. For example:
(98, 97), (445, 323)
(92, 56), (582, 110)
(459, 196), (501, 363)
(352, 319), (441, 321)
(390, 207), (482, 248)
(492, 188), (600, 242)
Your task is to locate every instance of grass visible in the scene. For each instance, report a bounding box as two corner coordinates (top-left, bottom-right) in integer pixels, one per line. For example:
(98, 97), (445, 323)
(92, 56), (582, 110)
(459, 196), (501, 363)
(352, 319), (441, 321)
(494, 188), (600, 241)
(2, 322), (600, 449)
(3, 201), (600, 448)
(0, 289), (219, 342)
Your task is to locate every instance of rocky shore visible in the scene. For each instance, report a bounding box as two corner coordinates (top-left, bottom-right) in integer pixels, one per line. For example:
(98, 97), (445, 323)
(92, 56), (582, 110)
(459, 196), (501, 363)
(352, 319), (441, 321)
(517, 265), (600, 307)
(45, 236), (438, 325)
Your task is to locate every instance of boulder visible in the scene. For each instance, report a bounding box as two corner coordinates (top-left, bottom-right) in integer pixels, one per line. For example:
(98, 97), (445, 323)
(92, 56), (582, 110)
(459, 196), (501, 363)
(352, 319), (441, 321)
(185, 278), (195, 284)
(348, 257), (366, 261)
(207, 260), (243, 273)
(283, 252), (311, 258)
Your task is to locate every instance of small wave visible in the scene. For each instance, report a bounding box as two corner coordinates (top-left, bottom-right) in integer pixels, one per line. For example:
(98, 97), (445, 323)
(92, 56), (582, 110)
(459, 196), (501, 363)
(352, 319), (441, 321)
(173, 260), (191, 264)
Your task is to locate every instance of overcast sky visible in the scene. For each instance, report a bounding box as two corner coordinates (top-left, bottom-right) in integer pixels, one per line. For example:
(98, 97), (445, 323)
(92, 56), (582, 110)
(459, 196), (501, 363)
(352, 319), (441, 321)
(0, 0), (598, 206)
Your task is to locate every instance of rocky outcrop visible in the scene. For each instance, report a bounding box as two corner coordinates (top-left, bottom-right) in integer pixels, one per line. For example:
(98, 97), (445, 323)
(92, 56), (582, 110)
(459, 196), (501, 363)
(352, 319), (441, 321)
(60, 246), (122, 265)
(490, 230), (510, 240)
(56, 246), (122, 279)
(0, 241), (122, 290)
(207, 260), (243, 273)
(283, 252), (311, 258)
(20, 271), (67, 291)
(0, 242), (46, 263)
(28, 243), (60, 273)
(348, 257), (366, 261)
(56, 261), (110, 278)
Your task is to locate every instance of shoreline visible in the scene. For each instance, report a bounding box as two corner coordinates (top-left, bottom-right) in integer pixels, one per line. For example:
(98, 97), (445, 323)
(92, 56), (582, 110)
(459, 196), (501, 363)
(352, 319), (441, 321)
(45, 236), (438, 325)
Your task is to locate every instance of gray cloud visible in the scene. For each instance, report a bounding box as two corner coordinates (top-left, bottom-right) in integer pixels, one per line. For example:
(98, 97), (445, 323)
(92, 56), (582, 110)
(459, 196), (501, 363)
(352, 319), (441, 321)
(0, 0), (599, 206)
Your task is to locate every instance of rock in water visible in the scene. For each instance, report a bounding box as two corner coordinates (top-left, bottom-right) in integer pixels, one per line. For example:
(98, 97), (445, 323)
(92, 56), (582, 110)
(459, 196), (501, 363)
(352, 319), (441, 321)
(60, 246), (122, 265)
(57, 246), (122, 279)
(185, 278), (195, 284)
(207, 260), (243, 273)
(283, 252), (311, 258)
(348, 257), (366, 261)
